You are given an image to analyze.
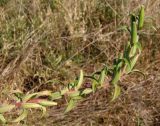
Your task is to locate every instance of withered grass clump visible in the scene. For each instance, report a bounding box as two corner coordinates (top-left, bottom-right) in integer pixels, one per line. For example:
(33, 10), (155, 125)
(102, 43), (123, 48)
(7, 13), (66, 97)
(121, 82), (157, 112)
(0, 0), (160, 125)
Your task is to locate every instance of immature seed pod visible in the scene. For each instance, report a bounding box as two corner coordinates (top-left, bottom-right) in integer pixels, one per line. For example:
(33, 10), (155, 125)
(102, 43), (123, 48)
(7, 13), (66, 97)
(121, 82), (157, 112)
(131, 22), (138, 44)
(138, 5), (145, 29)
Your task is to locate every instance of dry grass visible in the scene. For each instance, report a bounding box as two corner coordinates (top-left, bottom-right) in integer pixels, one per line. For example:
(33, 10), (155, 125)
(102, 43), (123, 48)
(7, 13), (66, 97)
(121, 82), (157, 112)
(0, 0), (160, 125)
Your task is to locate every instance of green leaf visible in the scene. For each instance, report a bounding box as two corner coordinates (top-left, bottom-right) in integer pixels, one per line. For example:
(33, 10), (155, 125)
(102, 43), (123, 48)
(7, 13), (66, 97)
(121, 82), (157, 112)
(65, 99), (77, 113)
(111, 69), (121, 85)
(135, 42), (142, 52)
(98, 69), (106, 86)
(38, 100), (57, 106)
(123, 57), (131, 74)
(68, 91), (80, 97)
(130, 34), (140, 56)
(76, 70), (84, 90)
(12, 109), (28, 123)
(22, 93), (38, 102)
(0, 114), (6, 124)
(125, 64), (132, 74)
(51, 92), (62, 100)
(22, 103), (46, 117)
(0, 104), (15, 113)
(138, 5), (145, 29)
(36, 90), (52, 97)
(123, 58), (131, 68)
(22, 103), (44, 109)
(130, 54), (139, 70)
(111, 85), (121, 101)
(81, 88), (93, 95)
(92, 78), (99, 92)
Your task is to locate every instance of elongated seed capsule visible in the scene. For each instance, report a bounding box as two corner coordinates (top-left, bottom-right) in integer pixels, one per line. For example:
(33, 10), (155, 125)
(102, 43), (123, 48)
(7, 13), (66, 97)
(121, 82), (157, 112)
(138, 5), (145, 29)
(130, 14), (136, 37)
(131, 22), (138, 44)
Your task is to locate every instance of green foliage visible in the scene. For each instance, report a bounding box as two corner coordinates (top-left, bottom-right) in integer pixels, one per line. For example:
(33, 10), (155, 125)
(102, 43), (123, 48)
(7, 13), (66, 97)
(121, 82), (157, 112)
(0, 5), (145, 124)
(65, 99), (77, 113)
(111, 84), (121, 101)
(111, 5), (145, 100)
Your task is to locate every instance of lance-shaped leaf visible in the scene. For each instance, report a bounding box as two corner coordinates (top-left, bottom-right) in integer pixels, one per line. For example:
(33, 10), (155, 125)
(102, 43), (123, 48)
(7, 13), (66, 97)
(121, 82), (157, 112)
(22, 103), (44, 109)
(111, 68), (121, 85)
(138, 5), (145, 29)
(38, 100), (57, 106)
(123, 58), (131, 68)
(0, 104), (15, 113)
(76, 70), (84, 90)
(130, 54), (139, 70)
(123, 57), (131, 74)
(65, 99), (77, 113)
(36, 90), (52, 97)
(22, 103), (46, 116)
(12, 109), (28, 123)
(0, 114), (6, 124)
(92, 78), (99, 92)
(130, 36), (139, 57)
(126, 54), (139, 74)
(51, 92), (62, 100)
(135, 42), (142, 53)
(68, 91), (80, 97)
(81, 88), (93, 95)
(22, 93), (38, 102)
(98, 69), (106, 86)
(125, 63), (132, 74)
(111, 84), (121, 101)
